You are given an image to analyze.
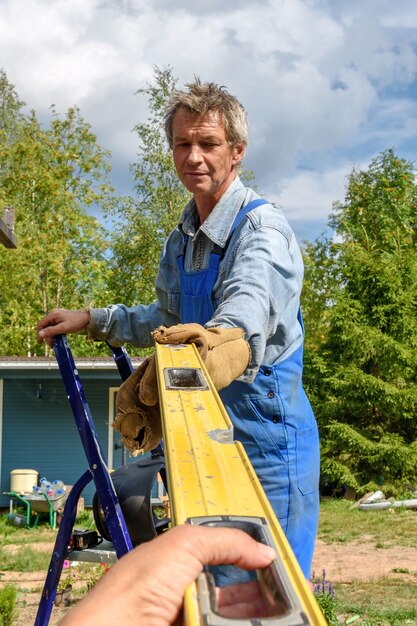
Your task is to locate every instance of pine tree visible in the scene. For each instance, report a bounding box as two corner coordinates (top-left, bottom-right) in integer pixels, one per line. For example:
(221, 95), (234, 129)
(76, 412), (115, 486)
(303, 150), (417, 493)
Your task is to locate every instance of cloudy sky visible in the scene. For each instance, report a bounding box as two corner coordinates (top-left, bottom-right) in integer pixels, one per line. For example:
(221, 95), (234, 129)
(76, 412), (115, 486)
(2, 0), (417, 242)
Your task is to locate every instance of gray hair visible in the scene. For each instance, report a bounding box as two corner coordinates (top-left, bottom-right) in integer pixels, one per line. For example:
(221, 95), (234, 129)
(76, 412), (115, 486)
(164, 78), (248, 149)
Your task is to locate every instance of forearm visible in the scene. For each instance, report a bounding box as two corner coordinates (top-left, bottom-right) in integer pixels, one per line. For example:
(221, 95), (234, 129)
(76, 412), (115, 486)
(88, 302), (164, 347)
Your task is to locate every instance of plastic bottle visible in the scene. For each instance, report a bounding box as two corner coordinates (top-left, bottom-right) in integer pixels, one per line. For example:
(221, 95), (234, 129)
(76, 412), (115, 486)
(52, 480), (66, 494)
(39, 478), (52, 495)
(32, 485), (42, 495)
(7, 512), (26, 527)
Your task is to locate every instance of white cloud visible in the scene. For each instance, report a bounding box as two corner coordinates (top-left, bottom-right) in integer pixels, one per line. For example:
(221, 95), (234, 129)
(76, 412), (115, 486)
(274, 164), (348, 222)
(1, 0), (417, 240)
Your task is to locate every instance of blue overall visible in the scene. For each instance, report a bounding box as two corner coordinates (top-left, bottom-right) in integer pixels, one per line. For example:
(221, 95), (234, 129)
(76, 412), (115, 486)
(177, 199), (320, 581)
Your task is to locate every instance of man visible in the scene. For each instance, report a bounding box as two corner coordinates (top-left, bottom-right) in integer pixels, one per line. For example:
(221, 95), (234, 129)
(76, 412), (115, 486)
(37, 79), (320, 580)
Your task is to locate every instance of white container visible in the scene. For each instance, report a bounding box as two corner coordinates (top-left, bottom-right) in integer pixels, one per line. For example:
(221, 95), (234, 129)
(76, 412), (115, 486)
(10, 469), (39, 494)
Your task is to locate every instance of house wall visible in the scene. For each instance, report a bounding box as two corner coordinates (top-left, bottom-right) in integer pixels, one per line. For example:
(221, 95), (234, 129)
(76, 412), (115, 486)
(0, 370), (121, 508)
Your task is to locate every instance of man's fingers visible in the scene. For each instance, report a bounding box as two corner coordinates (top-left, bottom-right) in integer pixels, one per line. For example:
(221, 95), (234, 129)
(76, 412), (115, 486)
(37, 322), (63, 339)
(37, 309), (89, 344)
(196, 527), (276, 571)
(37, 313), (65, 344)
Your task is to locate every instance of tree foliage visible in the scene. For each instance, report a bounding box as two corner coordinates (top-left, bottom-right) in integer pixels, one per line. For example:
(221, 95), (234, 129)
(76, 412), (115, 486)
(0, 71), (113, 356)
(104, 66), (191, 309)
(4, 62), (416, 493)
(302, 149), (417, 493)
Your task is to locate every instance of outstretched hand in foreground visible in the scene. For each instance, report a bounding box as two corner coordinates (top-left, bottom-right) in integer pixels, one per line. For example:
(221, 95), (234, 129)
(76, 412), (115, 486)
(60, 524), (277, 626)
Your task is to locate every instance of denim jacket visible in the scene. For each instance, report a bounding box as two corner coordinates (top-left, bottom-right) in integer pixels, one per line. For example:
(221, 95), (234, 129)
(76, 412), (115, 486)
(89, 177), (305, 383)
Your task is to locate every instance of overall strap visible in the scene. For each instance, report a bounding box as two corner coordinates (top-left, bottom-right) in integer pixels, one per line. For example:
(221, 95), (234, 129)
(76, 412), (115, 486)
(230, 198), (269, 232)
(179, 198), (270, 257)
(178, 198), (269, 325)
(213, 198), (270, 255)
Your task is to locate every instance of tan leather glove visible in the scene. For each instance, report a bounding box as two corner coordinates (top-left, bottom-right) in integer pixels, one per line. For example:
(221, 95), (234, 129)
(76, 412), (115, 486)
(151, 323), (251, 390)
(113, 357), (162, 456)
(137, 354), (159, 407)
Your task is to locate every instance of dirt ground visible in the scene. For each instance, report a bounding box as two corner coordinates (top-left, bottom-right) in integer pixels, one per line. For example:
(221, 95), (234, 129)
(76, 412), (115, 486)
(3, 539), (416, 625)
(312, 538), (417, 584)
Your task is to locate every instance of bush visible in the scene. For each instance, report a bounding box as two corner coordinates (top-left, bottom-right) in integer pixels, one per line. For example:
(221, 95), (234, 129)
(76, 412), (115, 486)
(0, 584), (17, 626)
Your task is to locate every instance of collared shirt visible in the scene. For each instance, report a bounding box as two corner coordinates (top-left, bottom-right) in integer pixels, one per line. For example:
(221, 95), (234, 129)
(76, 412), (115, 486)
(89, 177), (304, 382)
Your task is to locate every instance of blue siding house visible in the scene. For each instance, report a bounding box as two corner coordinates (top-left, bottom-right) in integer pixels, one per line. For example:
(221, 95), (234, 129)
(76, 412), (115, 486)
(0, 354), (141, 508)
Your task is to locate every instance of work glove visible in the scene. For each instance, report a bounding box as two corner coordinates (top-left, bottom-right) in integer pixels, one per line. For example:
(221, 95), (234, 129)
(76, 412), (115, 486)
(151, 323), (251, 390)
(113, 357), (162, 456)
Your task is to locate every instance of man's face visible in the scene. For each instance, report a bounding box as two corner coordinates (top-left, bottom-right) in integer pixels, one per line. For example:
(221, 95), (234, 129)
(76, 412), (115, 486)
(172, 109), (245, 207)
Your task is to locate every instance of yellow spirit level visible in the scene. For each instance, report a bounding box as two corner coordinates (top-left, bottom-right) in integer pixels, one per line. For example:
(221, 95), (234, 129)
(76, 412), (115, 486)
(155, 341), (326, 626)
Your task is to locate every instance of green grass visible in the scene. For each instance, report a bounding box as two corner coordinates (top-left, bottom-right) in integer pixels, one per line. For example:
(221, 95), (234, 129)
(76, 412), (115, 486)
(0, 512), (56, 545)
(318, 498), (417, 548)
(73, 509), (97, 530)
(1, 502), (416, 624)
(0, 546), (51, 572)
(334, 577), (417, 625)
(318, 499), (417, 625)
(0, 509), (97, 573)
(0, 509), (96, 542)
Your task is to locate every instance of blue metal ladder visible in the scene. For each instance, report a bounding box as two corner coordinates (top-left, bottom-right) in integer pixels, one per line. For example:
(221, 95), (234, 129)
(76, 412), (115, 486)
(35, 335), (134, 626)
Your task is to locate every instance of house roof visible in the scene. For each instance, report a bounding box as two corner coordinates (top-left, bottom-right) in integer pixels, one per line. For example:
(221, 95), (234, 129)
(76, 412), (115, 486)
(0, 356), (142, 370)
